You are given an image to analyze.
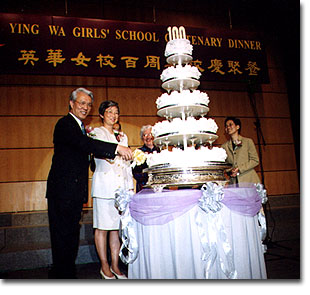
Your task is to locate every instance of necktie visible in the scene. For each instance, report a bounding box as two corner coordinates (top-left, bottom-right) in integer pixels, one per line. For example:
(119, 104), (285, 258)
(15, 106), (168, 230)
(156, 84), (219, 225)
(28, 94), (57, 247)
(81, 123), (86, 135)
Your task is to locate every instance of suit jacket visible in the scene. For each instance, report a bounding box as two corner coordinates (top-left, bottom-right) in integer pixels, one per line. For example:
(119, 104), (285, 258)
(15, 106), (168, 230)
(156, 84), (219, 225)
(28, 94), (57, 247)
(222, 135), (261, 184)
(46, 114), (117, 203)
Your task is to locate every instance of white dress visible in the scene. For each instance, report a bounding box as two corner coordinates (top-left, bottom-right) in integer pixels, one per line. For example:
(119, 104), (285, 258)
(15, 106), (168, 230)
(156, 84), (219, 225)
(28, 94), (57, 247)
(91, 126), (134, 230)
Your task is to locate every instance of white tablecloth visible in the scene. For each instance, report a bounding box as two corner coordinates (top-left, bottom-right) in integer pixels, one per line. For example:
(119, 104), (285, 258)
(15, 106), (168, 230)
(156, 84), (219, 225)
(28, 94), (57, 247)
(116, 185), (267, 279)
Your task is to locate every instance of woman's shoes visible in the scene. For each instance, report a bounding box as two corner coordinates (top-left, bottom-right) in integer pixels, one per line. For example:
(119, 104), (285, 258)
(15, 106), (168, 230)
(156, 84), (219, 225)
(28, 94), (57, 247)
(100, 268), (127, 279)
(100, 268), (116, 279)
(110, 267), (128, 279)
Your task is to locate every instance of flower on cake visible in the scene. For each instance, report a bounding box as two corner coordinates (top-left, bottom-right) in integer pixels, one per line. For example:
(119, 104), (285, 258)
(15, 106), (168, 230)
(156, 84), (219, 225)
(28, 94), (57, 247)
(130, 149), (147, 168)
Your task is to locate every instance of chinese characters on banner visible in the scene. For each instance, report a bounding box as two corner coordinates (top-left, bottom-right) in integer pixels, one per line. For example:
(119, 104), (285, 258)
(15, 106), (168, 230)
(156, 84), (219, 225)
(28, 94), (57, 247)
(0, 13), (269, 83)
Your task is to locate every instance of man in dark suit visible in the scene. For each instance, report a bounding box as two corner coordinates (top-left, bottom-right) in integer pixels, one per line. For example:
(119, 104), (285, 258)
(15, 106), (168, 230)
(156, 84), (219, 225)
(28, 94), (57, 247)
(46, 87), (132, 279)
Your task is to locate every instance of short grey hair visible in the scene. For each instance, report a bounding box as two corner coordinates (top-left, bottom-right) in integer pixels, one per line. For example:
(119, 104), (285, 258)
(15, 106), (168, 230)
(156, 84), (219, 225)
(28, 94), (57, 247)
(140, 125), (152, 140)
(69, 88), (94, 109)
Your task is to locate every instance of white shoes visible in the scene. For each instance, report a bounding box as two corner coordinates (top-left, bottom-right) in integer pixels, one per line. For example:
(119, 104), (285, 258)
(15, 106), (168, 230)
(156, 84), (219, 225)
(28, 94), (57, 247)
(100, 268), (128, 279)
(110, 267), (128, 279)
(100, 268), (116, 279)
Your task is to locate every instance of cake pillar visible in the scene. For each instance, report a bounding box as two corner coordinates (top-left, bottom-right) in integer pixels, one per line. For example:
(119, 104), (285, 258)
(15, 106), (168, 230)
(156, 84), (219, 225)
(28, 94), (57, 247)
(181, 111), (188, 150)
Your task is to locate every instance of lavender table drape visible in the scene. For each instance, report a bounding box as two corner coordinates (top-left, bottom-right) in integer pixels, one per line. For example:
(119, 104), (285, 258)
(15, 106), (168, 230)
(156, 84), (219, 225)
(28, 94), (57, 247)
(129, 188), (200, 226)
(129, 183), (263, 226)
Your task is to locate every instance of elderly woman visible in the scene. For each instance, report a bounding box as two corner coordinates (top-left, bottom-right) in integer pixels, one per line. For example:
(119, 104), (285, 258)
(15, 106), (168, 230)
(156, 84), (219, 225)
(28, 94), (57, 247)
(132, 125), (160, 192)
(91, 100), (133, 279)
(222, 117), (261, 184)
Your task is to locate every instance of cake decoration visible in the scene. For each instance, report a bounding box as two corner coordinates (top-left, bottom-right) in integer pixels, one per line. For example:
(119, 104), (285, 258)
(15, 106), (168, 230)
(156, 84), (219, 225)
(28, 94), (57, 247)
(152, 117), (218, 138)
(156, 90), (210, 110)
(164, 38), (193, 57)
(143, 26), (231, 189)
(160, 64), (201, 82)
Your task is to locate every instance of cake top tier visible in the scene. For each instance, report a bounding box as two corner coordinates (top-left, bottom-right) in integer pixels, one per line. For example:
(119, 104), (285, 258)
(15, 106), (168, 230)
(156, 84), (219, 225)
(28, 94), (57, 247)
(165, 39), (193, 57)
(165, 26), (193, 65)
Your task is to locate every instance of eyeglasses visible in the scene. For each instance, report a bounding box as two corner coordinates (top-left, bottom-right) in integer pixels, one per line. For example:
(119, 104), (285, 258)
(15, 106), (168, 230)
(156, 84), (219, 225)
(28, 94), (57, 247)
(105, 109), (119, 116)
(143, 133), (153, 138)
(75, 100), (93, 108)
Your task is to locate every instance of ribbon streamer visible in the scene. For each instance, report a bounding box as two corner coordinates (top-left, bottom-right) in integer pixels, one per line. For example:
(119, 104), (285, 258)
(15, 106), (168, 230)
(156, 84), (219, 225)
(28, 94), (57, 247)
(197, 182), (237, 279)
(254, 183), (268, 252)
(255, 183), (268, 204)
(115, 188), (139, 264)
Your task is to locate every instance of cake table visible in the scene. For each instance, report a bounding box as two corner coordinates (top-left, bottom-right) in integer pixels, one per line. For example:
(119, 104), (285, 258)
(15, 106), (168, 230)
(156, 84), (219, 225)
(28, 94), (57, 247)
(115, 183), (267, 279)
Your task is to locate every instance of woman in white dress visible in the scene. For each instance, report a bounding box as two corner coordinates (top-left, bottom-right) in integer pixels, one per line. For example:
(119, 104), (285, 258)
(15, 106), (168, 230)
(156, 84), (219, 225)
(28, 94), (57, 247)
(91, 100), (134, 279)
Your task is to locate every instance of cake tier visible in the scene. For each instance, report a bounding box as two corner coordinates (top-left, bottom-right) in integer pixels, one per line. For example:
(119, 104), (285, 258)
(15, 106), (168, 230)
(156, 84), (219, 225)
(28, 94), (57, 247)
(146, 147), (228, 168)
(156, 90), (209, 111)
(152, 117), (218, 139)
(153, 132), (218, 146)
(157, 104), (209, 118)
(161, 65), (201, 83)
(162, 78), (200, 92)
(164, 39), (193, 58)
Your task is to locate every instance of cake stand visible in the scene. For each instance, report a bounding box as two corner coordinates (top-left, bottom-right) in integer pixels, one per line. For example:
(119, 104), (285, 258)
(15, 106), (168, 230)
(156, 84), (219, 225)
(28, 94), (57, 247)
(144, 162), (232, 192)
(166, 53), (192, 65)
(157, 104), (209, 118)
(162, 78), (200, 92)
(153, 132), (218, 147)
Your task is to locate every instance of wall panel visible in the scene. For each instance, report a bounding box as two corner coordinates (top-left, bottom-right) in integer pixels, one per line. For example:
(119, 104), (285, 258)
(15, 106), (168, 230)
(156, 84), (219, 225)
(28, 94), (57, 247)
(261, 145), (297, 171)
(0, 85), (112, 116)
(207, 91), (290, 119)
(0, 181), (47, 213)
(0, 117), (57, 149)
(260, 92), (291, 117)
(0, 149), (53, 183)
(208, 91), (256, 118)
(261, 68), (288, 93)
(106, 87), (161, 116)
(1, 86), (70, 116)
(263, 171), (300, 196)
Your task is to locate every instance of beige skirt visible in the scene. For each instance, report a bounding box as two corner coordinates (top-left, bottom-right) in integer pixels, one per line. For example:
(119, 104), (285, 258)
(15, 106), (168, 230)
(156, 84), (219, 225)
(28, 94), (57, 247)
(93, 198), (121, 230)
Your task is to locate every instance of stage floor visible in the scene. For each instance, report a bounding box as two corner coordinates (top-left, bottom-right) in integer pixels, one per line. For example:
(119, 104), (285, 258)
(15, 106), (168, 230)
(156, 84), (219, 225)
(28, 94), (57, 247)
(0, 238), (300, 280)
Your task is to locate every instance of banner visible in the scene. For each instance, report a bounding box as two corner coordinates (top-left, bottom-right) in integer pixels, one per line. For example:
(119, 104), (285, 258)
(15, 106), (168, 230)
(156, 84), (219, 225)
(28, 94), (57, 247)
(0, 13), (269, 83)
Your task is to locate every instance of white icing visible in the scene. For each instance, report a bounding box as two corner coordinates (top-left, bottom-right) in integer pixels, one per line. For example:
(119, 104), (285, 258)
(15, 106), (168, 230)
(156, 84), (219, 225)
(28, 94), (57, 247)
(146, 146), (227, 167)
(160, 64), (201, 82)
(156, 90), (210, 109)
(152, 117), (218, 137)
(149, 26), (227, 170)
(165, 39), (193, 57)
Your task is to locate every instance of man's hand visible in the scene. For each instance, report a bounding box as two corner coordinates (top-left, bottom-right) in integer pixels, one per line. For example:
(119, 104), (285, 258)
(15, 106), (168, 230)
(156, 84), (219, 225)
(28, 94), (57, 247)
(117, 145), (133, 161)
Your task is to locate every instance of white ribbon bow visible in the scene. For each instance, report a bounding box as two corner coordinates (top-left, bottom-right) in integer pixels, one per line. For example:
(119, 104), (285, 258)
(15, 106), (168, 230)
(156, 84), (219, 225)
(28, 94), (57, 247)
(197, 182), (237, 279)
(115, 188), (139, 264)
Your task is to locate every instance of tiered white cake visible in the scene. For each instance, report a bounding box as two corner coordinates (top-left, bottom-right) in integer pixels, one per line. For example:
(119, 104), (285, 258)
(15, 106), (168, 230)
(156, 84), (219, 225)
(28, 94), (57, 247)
(144, 26), (230, 190)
